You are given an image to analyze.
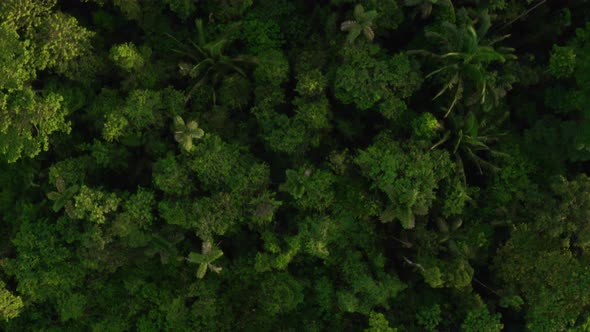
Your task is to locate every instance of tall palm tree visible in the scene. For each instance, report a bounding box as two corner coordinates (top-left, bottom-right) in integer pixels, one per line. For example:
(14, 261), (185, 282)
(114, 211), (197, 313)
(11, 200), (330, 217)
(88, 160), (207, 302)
(340, 5), (378, 43)
(46, 177), (78, 218)
(431, 111), (508, 174)
(173, 115), (204, 152)
(186, 240), (223, 279)
(411, 22), (516, 117)
(168, 19), (257, 103)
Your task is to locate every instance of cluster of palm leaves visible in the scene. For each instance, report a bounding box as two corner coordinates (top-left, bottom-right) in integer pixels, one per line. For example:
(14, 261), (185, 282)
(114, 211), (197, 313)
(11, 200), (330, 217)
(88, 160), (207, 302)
(411, 21), (516, 117)
(435, 217), (470, 256)
(186, 240), (224, 279)
(340, 4), (378, 43)
(431, 111), (508, 174)
(144, 231), (184, 264)
(173, 115), (204, 152)
(46, 177), (78, 218)
(168, 19), (257, 103)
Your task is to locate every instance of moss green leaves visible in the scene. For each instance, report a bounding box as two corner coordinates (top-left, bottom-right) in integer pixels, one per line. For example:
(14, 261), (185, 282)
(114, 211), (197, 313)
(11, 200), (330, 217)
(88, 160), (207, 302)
(334, 45), (422, 112)
(3, 205), (85, 304)
(162, 0), (197, 21)
(0, 0), (56, 33)
(152, 155), (191, 195)
(109, 42), (145, 72)
(0, 5), (93, 163)
(294, 69), (327, 97)
(355, 137), (453, 229)
(257, 272), (304, 317)
(35, 12), (95, 77)
(461, 306), (503, 332)
(100, 89), (165, 142)
(0, 281), (23, 321)
(0, 24), (34, 91)
(0, 89), (69, 163)
(72, 186), (120, 224)
(549, 45), (576, 78)
(281, 167), (336, 212)
(0, 1), (588, 331)
(493, 175), (590, 330)
(364, 311), (398, 332)
(412, 112), (442, 139)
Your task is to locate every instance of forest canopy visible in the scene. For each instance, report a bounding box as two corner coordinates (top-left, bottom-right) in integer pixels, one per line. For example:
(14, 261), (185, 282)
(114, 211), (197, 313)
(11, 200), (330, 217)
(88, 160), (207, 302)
(1, 0), (590, 331)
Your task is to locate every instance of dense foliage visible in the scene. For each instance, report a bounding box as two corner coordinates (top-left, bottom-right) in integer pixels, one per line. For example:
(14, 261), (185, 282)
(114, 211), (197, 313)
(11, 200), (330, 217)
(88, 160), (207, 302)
(1, 1), (589, 331)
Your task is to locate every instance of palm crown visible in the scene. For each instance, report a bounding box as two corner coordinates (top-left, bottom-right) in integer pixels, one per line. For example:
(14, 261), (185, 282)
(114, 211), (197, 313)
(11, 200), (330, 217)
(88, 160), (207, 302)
(340, 5), (378, 43)
(174, 115), (204, 152)
(169, 19), (257, 103)
(187, 241), (224, 279)
(412, 22), (516, 117)
(46, 177), (78, 218)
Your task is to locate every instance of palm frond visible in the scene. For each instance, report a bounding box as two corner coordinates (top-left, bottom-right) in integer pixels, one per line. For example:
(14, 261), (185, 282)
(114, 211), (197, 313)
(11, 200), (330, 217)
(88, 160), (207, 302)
(363, 27), (375, 41)
(340, 20), (356, 31)
(195, 19), (206, 47)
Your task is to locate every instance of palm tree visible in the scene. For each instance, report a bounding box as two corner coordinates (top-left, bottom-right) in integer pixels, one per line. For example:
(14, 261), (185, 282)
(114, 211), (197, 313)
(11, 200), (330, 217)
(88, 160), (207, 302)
(186, 240), (223, 279)
(46, 177), (78, 218)
(411, 22), (516, 117)
(168, 19), (257, 103)
(435, 218), (472, 257)
(431, 111), (508, 174)
(144, 232), (184, 264)
(173, 115), (204, 152)
(340, 5), (378, 43)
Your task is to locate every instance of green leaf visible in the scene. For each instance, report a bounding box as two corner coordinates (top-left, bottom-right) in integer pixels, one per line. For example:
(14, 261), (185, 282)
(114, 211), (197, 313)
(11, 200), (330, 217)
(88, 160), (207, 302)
(187, 121), (199, 131)
(65, 204), (76, 219)
(209, 264), (222, 274)
(207, 248), (223, 262)
(56, 177), (66, 192)
(463, 64), (483, 84)
(174, 115), (185, 129)
(380, 206), (396, 223)
(174, 117), (204, 151)
(436, 218), (450, 233)
(398, 207), (415, 229)
(353, 4), (365, 18)
(192, 128), (204, 139)
(346, 26), (362, 43)
(52, 197), (68, 212)
(188, 252), (206, 264)
(46, 191), (61, 201)
(340, 21), (356, 31)
(63, 185), (79, 200)
(196, 263), (208, 279)
(464, 112), (478, 137)
(363, 27), (375, 41)
(451, 218), (463, 231)
(195, 19), (206, 47)
(182, 137), (193, 151)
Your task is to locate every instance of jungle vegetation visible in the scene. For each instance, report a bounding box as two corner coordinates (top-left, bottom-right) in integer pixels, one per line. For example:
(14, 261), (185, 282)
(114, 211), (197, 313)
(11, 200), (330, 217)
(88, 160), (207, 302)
(1, 0), (590, 331)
